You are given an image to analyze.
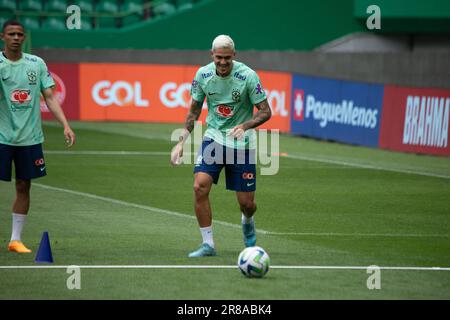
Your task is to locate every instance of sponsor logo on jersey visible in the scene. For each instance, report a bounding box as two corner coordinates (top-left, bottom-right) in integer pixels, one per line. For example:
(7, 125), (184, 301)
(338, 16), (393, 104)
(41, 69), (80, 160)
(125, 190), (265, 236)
(233, 72), (246, 81)
(11, 89), (32, 111)
(403, 95), (449, 148)
(216, 104), (234, 118)
(201, 72), (213, 79)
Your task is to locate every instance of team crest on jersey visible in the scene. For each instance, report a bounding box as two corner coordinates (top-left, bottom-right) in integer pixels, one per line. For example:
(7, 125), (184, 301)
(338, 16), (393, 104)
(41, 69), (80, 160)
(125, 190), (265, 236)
(26, 70), (37, 85)
(232, 88), (241, 102)
(216, 104), (234, 118)
(10, 89), (32, 111)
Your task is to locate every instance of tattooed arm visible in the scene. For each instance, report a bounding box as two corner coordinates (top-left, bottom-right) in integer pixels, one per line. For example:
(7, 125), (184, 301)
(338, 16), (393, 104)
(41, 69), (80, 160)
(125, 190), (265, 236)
(242, 99), (272, 130)
(229, 99), (272, 139)
(184, 99), (204, 135)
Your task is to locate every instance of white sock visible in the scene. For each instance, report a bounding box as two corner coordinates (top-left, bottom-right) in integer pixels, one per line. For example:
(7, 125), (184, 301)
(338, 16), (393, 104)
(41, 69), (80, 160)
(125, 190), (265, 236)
(200, 226), (214, 248)
(242, 213), (254, 224)
(11, 213), (27, 241)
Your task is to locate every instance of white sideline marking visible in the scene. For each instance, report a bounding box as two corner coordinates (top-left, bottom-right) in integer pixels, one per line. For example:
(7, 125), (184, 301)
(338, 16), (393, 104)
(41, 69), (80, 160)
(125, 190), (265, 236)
(0, 265), (449, 271)
(32, 183), (450, 238)
(45, 151), (170, 156)
(285, 153), (450, 180)
(44, 150), (450, 180)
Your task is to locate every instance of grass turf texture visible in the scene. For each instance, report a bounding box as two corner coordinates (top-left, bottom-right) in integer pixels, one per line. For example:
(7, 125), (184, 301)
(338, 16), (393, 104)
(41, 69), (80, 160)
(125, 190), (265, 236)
(0, 121), (449, 299)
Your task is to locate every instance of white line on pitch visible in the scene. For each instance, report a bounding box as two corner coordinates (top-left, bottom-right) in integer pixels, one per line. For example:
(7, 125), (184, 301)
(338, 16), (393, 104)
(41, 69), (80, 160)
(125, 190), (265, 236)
(0, 265), (449, 271)
(32, 182), (450, 239)
(45, 151), (170, 156)
(44, 149), (450, 180)
(285, 153), (450, 180)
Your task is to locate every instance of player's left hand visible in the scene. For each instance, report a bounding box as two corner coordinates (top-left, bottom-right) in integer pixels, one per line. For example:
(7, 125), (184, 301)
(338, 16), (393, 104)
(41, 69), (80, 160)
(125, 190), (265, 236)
(228, 125), (245, 140)
(64, 127), (76, 147)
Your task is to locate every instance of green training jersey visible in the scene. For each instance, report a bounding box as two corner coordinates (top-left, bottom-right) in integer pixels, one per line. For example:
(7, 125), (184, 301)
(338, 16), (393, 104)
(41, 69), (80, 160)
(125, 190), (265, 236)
(0, 52), (55, 146)
(190, 61), (267, 149)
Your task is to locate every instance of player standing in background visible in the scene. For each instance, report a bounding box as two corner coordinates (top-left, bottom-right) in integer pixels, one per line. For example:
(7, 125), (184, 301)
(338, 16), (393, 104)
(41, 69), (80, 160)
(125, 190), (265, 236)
(0, 20), (76, 253)
(171, 35), (271, 257)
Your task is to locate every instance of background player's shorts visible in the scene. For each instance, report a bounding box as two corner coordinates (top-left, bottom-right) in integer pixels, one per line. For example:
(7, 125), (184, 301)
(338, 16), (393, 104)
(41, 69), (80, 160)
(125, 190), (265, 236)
(194, 138), (256, 192)
(0, 143), (47, 182)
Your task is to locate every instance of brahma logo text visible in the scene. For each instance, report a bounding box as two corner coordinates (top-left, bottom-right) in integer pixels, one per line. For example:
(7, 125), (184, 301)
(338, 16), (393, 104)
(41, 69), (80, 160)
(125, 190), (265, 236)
(403, 95), (449, 148)
(92, 81), (149, 107)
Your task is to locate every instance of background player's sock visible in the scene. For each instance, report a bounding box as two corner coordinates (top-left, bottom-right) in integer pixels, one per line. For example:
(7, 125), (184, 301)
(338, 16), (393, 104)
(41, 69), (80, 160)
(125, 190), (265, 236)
(242, 214), (254, 224)
(11, 213), (27, 241)
(200, 226), (214, 248)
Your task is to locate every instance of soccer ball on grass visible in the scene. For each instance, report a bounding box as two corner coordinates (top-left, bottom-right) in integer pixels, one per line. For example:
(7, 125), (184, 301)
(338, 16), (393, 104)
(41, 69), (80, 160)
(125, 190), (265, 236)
(238, 246), (270, 278)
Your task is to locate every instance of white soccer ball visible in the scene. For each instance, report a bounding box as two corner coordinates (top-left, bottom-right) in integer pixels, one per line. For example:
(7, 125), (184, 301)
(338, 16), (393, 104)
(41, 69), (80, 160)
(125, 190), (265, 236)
(238, 246), (270, 278)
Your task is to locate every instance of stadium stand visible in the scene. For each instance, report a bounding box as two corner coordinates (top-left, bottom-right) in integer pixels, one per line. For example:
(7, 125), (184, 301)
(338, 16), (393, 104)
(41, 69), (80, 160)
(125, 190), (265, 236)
(20, 0), (43, 12)
(95, 0), (120, 29)
(0, 0), (17, 13)
(41, 16), (66, 30)
(121, 0), (145, 27)
(1, 0), (204, 30)
(45, 0), (67, 12)
(152, 0), (177, 18)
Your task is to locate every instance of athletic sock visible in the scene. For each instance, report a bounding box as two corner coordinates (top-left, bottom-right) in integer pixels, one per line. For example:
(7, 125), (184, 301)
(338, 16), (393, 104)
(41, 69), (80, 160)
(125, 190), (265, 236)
(11, 213), (27, 241)
(242, 213), (254, 224)
(200, 226), (214, 248)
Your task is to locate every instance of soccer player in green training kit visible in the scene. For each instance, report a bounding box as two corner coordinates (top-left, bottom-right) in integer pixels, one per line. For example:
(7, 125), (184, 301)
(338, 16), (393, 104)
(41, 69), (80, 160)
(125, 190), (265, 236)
(171, 35), (272, 257)
(0, 21), (76, 253)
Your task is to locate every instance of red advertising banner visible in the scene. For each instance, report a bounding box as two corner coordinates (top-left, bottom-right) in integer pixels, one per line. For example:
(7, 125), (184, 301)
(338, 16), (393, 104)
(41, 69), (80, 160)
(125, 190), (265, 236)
(380, 85), (450, 156)
(41, 63), (80, 120)
(258, 71), (291, 133)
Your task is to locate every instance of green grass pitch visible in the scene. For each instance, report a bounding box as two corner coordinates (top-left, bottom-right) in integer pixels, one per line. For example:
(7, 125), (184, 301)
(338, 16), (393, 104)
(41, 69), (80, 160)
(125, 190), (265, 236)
(0, 121), (449, 299)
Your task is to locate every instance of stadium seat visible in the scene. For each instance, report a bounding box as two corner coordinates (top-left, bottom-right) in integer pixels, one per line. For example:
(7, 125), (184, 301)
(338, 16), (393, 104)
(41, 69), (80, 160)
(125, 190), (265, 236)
(71, 0), (94, 13)
(0, 0), (16, 12)
(0, 16), (14, 29)
(20, 0), (43, 11)
(45, 0), (68, 12)
(20, 16), (41, 30)
(41, 17), (66, 30)
(80, 17), (92, 30)
(96, 0), (119, 28)
(121, 0), (144, 26)
(176, 0), (193, 11)
(152, 1), (176, 17)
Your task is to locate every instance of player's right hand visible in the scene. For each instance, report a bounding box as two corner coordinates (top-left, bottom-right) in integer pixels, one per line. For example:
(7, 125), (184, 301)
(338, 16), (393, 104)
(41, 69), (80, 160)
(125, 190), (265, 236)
(170, 142), (183, 166)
